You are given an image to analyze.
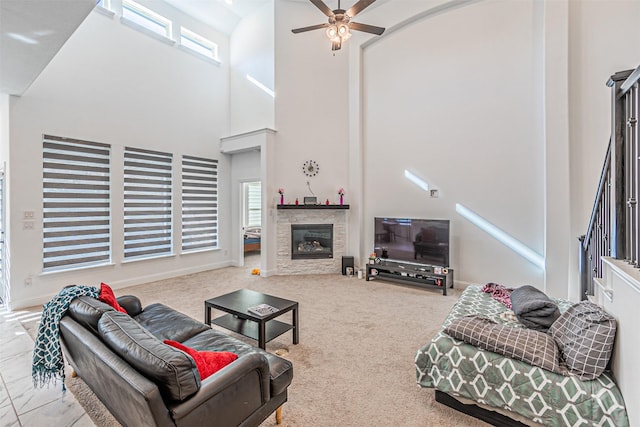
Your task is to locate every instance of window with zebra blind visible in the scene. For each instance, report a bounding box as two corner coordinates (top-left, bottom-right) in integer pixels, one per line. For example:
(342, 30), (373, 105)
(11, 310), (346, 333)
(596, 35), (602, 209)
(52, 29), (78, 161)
(124, 147), (173, 260)
(181, 155), (218, 252)
(244, 181), (261, 228)
(42, 135), (111, 272)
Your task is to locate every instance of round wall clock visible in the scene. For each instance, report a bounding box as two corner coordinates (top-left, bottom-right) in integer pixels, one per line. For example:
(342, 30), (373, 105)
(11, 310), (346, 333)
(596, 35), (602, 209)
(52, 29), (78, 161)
(302, 160), (320, 177)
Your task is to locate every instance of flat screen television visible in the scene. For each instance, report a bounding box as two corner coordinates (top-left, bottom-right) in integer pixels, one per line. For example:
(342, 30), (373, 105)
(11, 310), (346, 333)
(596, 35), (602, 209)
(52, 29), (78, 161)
(374, 217), (450, 267)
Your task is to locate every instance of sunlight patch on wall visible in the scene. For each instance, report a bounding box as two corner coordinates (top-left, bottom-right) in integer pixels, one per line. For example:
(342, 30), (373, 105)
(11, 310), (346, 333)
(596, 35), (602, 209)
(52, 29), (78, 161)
(246, 74), (275, 98)
(404, 169), (429, 192)
(7, 33), (38, 45)
(455, 203), (545, 270)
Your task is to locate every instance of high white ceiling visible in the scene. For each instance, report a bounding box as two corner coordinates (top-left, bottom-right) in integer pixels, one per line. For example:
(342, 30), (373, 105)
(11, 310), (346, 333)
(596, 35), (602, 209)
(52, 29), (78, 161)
(0, 0), (96, 96)
(0, 0), (271, 96)
(0, 0), (384, 96)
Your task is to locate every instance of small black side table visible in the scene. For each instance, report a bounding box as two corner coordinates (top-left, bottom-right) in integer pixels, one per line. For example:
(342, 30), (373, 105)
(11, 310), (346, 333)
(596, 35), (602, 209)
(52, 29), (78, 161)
(204, 289), (299, 350)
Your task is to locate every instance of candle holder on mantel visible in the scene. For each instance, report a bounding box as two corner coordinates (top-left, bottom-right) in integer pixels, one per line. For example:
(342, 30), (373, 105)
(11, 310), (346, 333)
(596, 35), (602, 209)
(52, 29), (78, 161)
(338, 187), (345, 205)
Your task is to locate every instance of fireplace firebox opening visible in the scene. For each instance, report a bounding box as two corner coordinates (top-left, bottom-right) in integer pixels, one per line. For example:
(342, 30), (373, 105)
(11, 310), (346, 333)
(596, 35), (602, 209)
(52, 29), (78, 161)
(291, 224), (333, 259)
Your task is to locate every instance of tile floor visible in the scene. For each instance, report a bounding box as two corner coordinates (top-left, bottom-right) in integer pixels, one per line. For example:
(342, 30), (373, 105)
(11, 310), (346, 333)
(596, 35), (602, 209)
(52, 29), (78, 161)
(0, 254), (261, 427)
(0, 306), (94, 427)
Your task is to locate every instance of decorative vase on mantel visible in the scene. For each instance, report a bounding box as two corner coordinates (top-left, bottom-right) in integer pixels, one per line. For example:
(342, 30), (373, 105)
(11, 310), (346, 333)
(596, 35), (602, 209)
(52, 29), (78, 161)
(340, 195), (344, 205)
(280, 194), (284, 205)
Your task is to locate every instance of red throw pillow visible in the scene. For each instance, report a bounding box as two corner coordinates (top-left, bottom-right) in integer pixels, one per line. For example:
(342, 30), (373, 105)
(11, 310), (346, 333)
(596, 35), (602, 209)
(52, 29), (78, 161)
(164, 340), (238, 380)
(98, 282), (128, 314)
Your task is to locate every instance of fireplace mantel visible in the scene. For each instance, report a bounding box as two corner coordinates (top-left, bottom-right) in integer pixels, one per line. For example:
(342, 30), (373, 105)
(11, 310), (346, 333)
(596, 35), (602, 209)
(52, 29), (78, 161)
(277, 205), (349, 210)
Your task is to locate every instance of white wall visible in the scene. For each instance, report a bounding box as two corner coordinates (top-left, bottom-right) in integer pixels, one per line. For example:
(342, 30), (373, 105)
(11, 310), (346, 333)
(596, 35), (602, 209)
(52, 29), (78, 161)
(229, 1), (275, 135)
(362, 0), (545, 288)
(597, 258), (640, 427)
(271, 0), (548, 288)
(269, 0), (640, 299)
(0, 94), (10, 306)
(7, 9), (232, 309)
(567, 0), (640, 300)
(8, 0), (640, 307)
(274, 0), (351, 205)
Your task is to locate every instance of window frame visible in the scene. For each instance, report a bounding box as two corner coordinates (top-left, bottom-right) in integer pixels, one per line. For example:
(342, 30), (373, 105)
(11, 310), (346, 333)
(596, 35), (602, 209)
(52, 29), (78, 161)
(181, 155), (219, 253)
(42, 135), (112, 273)
(121, 0), (173, 42)
(179, 27), (220, 64)
(123, 147), (173, 262)
(243, 181), (261, 229)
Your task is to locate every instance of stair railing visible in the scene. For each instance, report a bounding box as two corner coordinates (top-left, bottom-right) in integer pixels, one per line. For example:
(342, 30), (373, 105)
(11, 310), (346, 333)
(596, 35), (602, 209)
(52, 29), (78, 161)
(580, 66), (640, 298)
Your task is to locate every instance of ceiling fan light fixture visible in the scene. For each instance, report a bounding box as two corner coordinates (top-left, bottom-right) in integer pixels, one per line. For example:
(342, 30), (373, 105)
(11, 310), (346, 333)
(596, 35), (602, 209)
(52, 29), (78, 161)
(326, 25), (338, 40)
(292, 0), (385, 52)
(337, 23), (351, 40)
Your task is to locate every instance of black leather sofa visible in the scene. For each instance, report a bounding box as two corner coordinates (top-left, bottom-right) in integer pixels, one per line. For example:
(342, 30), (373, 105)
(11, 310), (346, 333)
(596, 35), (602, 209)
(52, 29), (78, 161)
(59, 294), (293, 427)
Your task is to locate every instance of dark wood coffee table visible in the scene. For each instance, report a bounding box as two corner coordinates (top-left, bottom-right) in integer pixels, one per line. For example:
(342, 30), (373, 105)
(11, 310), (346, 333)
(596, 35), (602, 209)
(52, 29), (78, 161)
(204, 289), (299, 350)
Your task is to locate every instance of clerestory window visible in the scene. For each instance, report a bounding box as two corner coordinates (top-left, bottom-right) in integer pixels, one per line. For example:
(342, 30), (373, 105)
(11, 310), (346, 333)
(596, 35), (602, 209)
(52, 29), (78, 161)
(180, 27), (219, 62)
(122, 0), (172, 39)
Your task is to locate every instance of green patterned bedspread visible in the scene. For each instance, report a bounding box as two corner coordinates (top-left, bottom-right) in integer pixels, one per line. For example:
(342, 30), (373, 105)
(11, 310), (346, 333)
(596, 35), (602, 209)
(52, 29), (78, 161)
(415, 285), (629, 427)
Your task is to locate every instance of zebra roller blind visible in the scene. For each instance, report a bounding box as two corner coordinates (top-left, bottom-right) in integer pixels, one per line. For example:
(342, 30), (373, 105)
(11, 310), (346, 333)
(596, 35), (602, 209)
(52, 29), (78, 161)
(43, 135), (111, 272)
(124, 147), (173, 260)
(182, 155), (218, 252)
(245, 181), (261, 227)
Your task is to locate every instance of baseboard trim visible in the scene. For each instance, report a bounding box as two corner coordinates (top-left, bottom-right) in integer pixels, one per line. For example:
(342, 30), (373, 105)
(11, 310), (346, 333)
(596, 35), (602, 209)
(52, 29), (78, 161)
(10, 261), (234, 310)
(106, 261), (233, 290)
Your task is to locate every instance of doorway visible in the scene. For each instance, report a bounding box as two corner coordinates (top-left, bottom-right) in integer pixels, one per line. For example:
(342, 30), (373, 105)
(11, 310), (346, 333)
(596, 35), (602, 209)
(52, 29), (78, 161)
(242, 181), (261, 268)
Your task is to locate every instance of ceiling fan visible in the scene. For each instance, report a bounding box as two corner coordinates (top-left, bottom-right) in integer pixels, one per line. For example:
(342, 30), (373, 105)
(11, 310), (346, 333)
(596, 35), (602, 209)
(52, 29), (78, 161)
(291, 0), (385, 51)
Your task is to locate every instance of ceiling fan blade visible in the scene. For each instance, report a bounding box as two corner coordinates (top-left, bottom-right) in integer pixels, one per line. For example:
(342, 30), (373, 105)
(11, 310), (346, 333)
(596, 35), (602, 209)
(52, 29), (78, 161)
(349, 22), (385, 35)
(292, 23), (330, 34)
(345, 0), (376, 18)
(332, 39), (342, 51)
(310, 0), (334, 18)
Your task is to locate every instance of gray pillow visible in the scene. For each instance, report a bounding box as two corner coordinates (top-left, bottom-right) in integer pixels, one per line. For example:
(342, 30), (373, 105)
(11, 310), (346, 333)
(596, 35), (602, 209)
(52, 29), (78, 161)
(549, 301), (616, 380)
(444, 315), (566, 374)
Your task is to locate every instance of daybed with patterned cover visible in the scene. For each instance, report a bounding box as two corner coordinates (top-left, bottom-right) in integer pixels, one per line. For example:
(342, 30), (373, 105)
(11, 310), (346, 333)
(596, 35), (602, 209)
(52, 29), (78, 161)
(244, 226), (261, 253)
(415, 285), (629, 427)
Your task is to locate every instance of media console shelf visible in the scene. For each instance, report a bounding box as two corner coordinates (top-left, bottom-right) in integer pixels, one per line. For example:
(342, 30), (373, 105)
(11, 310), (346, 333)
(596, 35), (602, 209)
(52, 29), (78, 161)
(365, 260), (454, 295)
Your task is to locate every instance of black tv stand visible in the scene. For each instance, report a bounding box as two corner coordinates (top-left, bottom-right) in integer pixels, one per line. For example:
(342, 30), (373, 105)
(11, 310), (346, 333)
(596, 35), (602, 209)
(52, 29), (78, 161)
(365, 259), (454, 295)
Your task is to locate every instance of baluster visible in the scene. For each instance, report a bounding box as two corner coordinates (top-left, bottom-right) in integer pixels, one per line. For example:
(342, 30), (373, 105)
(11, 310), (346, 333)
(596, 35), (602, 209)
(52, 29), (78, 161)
(628, 92), (632, 263)
(600, 172), (611, 256)
(627, 89), (637, 265)
(633, 84), (640, 266)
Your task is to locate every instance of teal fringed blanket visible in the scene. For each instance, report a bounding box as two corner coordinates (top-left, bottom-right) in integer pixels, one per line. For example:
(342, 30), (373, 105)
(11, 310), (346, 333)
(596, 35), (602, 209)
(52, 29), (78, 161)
(32, 285), (99, 389)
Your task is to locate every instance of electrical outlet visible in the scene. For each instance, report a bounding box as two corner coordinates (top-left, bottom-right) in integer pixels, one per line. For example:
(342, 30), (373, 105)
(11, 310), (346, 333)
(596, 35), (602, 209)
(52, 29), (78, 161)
(23, 221), (35, 230)
(25, 276), (32, 286)
(23, 211), (35, 219)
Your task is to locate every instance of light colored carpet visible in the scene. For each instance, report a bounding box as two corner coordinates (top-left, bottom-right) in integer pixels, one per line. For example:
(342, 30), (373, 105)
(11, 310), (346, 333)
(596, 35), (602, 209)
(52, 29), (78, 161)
(29, 256), (489, 426)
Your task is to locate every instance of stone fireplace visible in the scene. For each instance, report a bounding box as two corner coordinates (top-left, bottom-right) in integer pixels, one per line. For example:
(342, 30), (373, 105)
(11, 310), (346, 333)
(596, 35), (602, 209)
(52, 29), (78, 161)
(291, 224), (333, 259)
(277, 206), (348, 274)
